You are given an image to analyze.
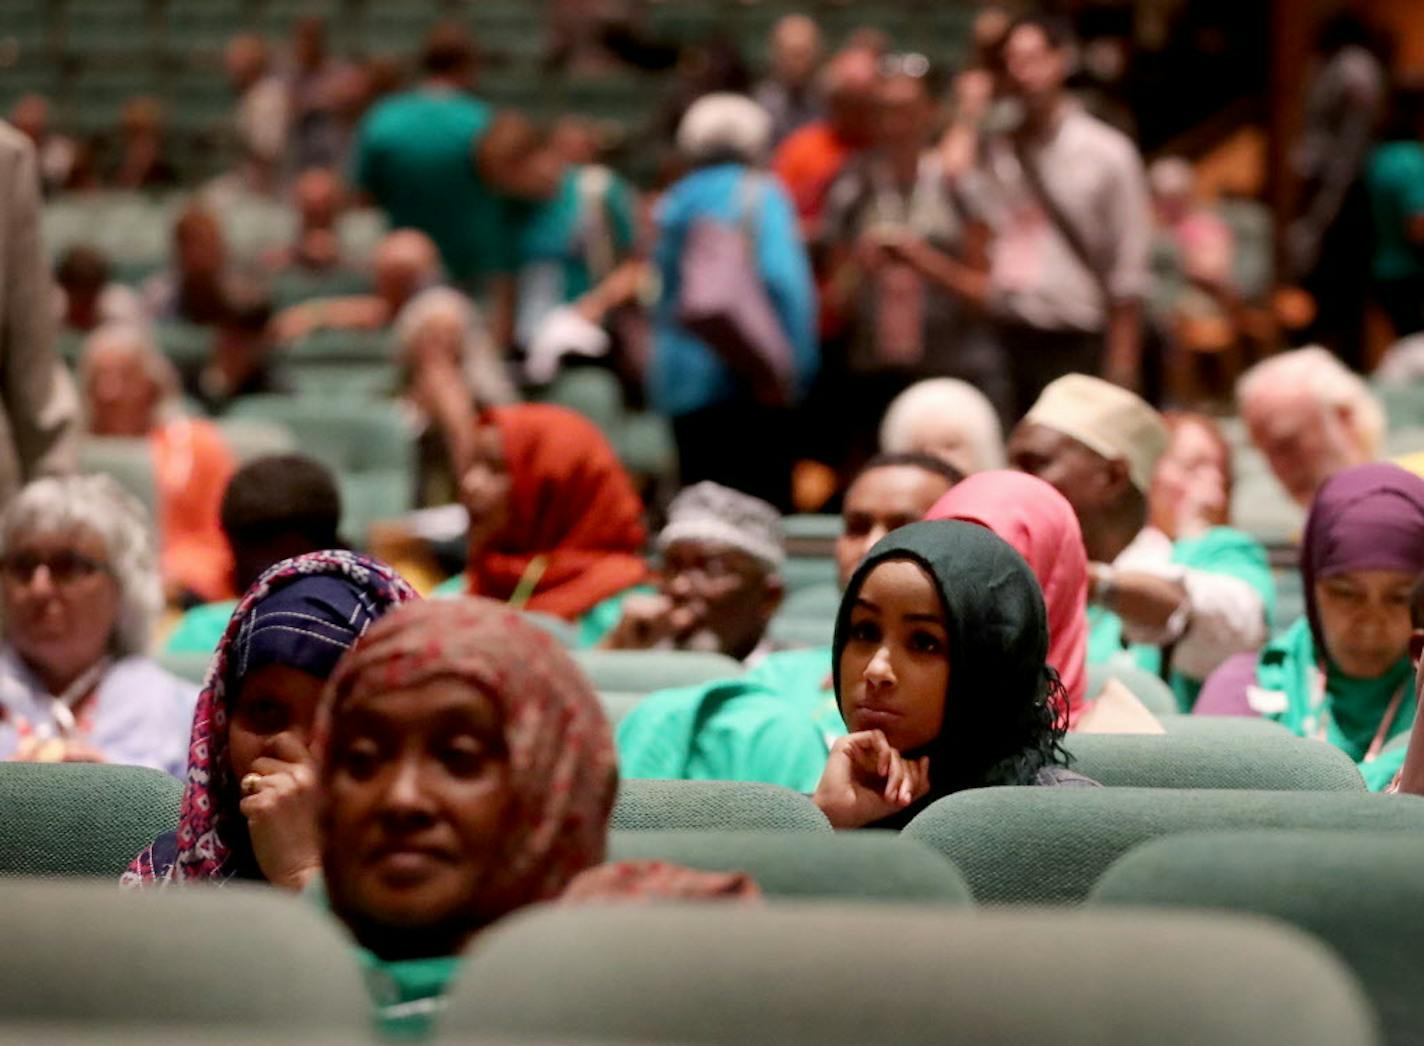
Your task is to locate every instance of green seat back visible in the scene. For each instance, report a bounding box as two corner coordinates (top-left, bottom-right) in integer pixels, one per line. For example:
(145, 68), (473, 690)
(572, 649), (743, 695)
(616, 411), (678, 481)
(1157, 714), (1294, 737)
(607, 831), (969, 903)
(77, 438), (158, 530)
(781, 556), (839, 594)
(903, 786), (1424, 904)
(1085, 660), (1177, 715)
(533, 367), (625, 436)
(446, 904), (1379, 1046)
(157, 649), (213, 686)
(598, 691), (644, 727)
(611, 780), (831, 832)
(213, 417), (297, 464)
(1091, 829), (1424, 1046)
(0, 763), (181, 877)
(1064, 732), (1364, 791)
(0, 880), (368, 1031)
(271, 268), (372, 309)
(769, 582), (840, 648)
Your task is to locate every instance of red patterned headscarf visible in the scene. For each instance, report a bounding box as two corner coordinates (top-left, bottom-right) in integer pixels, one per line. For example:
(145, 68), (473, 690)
(317, 598), (755, 920)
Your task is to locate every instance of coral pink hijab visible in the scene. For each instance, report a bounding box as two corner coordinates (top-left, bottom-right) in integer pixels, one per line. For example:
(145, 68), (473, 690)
(926, 471), (1090, 725)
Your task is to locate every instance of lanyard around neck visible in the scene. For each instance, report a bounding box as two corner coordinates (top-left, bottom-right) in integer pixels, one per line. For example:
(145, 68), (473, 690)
(1310, 659), (1408, 762)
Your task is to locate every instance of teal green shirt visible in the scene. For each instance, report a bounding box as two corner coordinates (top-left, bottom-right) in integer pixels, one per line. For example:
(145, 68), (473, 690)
(163, 599), (239, 655)
(514, 165), (634, 345)
(1368, 141), (1424, 282)
(1088, 527), (1276, 712)
(352, 88), (514, 283)
(616, 647), (844, 793)
(357, 950), (462, 1041)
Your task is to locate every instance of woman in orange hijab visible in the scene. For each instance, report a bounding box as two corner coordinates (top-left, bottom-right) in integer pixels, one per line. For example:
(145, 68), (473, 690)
(460, 403), (649, 623)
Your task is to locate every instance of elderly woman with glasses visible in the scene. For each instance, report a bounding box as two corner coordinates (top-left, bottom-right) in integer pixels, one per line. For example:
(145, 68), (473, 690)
(0, 475), (197, 774)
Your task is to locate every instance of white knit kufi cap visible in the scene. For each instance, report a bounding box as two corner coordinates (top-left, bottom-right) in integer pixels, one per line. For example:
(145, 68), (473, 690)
(1024, 374), (1169, 495)
(658, 481), (785, 571)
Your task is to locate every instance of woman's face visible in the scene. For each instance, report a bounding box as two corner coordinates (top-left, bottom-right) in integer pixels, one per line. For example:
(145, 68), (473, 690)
(228, 664), (329, 781)
(1, 527), (120, 684)
(839, 559), (950, 752)
(1315, 569), (1417, 679)
(322, 677), (511, 941)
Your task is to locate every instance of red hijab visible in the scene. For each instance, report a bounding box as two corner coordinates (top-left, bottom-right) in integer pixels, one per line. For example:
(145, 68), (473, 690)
(467, 404), (648, 620)
(926, 471), (1090, 725)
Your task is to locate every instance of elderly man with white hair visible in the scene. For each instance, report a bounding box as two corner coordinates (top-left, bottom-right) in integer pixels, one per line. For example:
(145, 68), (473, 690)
(1010, 374), (1273, 709)
(79, 324), (237, 603)
(1237, 346), (1384, 508)
(0, 474), (197, 774)
(652, 93), (817, 511)
(879, 378), (1006, 476)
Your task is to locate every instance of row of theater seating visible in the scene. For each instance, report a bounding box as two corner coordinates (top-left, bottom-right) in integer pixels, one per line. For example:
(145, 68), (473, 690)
(2, 759), (1421, 1043)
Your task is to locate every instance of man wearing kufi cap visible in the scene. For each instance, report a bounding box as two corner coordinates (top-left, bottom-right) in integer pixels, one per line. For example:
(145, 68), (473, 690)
(1009, 374), (1272, 708)
(603, 482), (787, 664)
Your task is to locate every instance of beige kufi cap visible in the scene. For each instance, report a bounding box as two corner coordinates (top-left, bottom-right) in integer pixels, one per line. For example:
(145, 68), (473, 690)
(1024, 374), (1168, 495)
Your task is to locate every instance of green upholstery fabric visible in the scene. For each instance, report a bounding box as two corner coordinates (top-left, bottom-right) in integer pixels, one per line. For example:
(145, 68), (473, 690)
(156, 649), (212, 685)
(572, 650), (743, 694)
(1091, 829), (1424, 1046)
(611, 780), (831, 832)
(77, 438), (158, 529)
(1157, 714), (1293, 737)
(606, 831), (970, 903)
(1085, 661), (1177, 715)
(780, 556), (840, 594)
(1064, 732), (1364, 790)
(0, 880), (368, 1031)
(903, 787), (1424, 904)
(446, 904), (1380, 1046)
(213, 417), (297, 463)
(0, 763), (180, 877)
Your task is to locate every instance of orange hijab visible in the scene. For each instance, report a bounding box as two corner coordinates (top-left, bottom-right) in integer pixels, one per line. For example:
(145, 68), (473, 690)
(926, 471), (1090, 725)
(466, 404), (648, 620)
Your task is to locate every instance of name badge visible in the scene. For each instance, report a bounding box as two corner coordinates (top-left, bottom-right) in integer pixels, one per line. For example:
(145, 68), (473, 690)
(1246, 686), (1288, 715)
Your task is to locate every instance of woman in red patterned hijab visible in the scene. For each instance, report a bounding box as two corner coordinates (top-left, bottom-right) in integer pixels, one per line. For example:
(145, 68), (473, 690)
(316, 597), (754, 1011)
(461, 404), (648, 621)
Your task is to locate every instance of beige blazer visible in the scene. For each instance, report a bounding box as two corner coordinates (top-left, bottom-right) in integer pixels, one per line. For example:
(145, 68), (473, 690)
(0, 121), (77, 506)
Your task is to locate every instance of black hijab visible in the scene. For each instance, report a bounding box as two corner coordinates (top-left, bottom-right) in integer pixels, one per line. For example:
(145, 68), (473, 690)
(832, 520), (1068, 826)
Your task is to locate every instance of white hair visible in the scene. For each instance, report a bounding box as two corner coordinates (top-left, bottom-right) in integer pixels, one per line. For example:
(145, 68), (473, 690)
(676, 93), (773, 166)
(77, 322), (182, 425)
(1237, 346), (1386, 458)
(393, 287), (517, 405)
(1148, 156), (1195, 200)
(879, 378), (1006, 473)
(0, 474), (163, 657)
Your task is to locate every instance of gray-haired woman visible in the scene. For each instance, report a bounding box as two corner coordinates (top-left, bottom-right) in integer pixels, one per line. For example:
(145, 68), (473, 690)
(0, 474), (197, 775)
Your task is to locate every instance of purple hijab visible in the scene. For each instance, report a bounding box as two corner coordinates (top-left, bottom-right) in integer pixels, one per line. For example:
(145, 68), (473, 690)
(1302, 463), (1424, 649)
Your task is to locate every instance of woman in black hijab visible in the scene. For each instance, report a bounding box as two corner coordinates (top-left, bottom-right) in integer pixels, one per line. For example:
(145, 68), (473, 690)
(812, 520), (1094, 830)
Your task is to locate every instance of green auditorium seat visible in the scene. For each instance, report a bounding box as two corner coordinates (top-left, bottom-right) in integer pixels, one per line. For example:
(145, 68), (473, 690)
(616, 411), (678, 484)
(572, 649), (743, 694)
(271, 268), (373, 310)
(0, 880), (368, 1033)
(769, 581), (840, 647)
(1156, 713), (1293, 737)
(226, 396), (416, 545)
(157, 649), (213, 686)
(1377, 381), (1424, 431)
(782, 513), (841, 551)
(1084, 660), (1177, 716)
(611, 779), (832, 832)
(0, 763), (180, 877)
(533, 366), (626, 437)
(1090, 830), (1424, 1046)
(780, 555), (839, 593)
(78, 437), (158, 529)
(598, 691), (644, 727)
(607, 830), (970, 903)
(155, 322), (215, 369)
(214, 416), (298, 464)
(903, 786), (1424, 905)
(1063, 731), (1364, 791)
(445, 904), (1380, 1046)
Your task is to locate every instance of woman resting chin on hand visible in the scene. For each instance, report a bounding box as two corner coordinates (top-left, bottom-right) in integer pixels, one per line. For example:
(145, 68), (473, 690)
(812, 521), (1096, 832)
(123, 551), (418, 887)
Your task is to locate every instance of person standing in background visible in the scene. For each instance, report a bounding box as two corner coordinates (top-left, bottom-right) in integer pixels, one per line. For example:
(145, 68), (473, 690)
(0, 121), (78, 508)
(754, 15), (825, 148)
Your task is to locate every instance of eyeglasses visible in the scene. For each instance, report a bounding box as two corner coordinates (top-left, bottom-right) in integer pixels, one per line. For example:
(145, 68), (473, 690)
(0, 550), (110, 587)
(879, 52), (932, 80)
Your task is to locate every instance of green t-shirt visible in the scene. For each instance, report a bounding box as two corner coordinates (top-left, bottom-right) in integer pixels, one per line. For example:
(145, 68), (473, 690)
(616, 647), (844, 793)
(1088, 527), (1276, 712)
(357, 949), (463, 1041)
(163, 599), (240, 655)
(352, 88), (514, 284)
(1368, 140), (1424, 282)
(516, 165), (634, 301)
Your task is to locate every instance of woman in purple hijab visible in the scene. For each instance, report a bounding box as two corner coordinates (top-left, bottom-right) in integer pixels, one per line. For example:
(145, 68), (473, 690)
(1196, 463), (1424, 789)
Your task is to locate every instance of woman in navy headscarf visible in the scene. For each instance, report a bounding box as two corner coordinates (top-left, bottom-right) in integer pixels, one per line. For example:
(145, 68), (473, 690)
(124, 551), (418, 887)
